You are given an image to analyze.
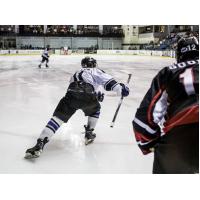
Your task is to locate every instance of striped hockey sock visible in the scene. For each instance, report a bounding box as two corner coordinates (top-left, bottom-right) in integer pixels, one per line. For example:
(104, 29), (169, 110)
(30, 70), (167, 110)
(39, 117), (64, 140)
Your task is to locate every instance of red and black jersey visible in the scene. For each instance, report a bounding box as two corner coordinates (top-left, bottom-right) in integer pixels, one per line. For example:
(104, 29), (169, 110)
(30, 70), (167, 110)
(132, 59), (199, 155)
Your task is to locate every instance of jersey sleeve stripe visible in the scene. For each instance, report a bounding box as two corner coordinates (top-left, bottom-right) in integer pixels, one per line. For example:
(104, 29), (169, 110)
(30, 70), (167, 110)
(104, 79), (118, 91)
(133, 117), (157, 134)
(73, 73), (78, 81)
(134, 130), (153, 142)
(163, 105), (199, 133)
(78, 71), (84, 81)
(111, 83), (119, 90)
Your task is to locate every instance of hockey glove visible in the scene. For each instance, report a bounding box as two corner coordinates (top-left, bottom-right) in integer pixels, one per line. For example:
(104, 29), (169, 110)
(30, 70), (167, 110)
(97, 91), (104, 102)
(120, 83), (129, 97)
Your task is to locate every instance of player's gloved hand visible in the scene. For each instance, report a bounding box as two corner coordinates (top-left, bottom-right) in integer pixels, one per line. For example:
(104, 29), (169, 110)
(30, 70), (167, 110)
(120, 83), (129, 97)
(97, 91), (104, 102)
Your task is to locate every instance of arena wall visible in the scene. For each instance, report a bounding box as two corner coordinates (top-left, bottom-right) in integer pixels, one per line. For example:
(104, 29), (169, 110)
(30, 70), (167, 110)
(0, 49), (43, 55)
(96, 50), (176, 58)
(15, 37), (122, 49)
(0, 49), (176, 58)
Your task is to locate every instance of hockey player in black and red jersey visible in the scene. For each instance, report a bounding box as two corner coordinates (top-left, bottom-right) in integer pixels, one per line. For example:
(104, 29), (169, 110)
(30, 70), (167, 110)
(132, 36), (199, 174)
(38, 46), (50, 68)
(25, 57), (129, 159)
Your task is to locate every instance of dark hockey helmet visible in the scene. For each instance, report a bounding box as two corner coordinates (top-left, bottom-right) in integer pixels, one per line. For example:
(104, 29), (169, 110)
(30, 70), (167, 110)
(81, 57), (97, 68)
(176, 36), (199, 63)
(46, 45), (50, 51)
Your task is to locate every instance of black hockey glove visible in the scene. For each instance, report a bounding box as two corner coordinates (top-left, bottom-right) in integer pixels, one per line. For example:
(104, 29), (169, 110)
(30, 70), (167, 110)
(120, 83), (129, 97)
(97, 91), (104, 102)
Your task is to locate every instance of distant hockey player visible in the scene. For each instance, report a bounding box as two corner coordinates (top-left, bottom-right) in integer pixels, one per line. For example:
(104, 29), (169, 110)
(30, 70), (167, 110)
(38, 46), (50, 68)
(132, 36), (199, 174)
(25, 57), (129, 159)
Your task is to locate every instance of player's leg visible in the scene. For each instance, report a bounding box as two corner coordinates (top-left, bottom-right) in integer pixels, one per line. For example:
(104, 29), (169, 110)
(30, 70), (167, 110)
(87, 113), (99, 129)
(25, 95), (76, 159)
(24, 116), (63, 159)
(38, 56), (45, 68)
(38, 96), (76, 141)
(45, 58), (49, 68)
(83, 102), (101, 145)
(84, 113), (100, 145)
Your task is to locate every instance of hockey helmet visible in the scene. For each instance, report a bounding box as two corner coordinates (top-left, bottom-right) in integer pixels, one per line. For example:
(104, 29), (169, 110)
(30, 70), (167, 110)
(81, 57), (97, 68)
(176, 36), (199, 63)
(46, 45), (50, 51)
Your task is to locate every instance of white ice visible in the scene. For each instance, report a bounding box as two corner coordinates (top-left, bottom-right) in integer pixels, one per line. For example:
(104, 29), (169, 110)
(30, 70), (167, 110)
(0, 54), (175, 173)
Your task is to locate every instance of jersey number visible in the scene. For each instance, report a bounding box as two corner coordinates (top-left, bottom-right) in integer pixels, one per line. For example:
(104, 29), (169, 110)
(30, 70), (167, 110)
(179, 68), (195, 95)
(181, 44), (197, 53)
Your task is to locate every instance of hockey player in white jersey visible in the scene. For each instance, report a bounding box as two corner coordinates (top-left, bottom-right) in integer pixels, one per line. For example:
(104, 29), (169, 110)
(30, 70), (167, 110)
(25, 57), (130, 159)
(38, 46), (50, 68)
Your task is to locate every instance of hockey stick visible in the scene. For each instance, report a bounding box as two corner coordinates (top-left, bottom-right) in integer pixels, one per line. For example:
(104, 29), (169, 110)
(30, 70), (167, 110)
(110, 73), (132, 128)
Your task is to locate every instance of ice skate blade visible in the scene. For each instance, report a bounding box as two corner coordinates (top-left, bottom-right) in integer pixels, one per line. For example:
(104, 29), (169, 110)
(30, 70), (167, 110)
(85, 139), (94, 145)
(24, 152), (41, 159)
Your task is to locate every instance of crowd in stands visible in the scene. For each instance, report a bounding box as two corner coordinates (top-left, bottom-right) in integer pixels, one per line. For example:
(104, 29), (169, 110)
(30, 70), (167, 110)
(1, 25), (198, 51)
(76, 25), (99, 36)
(0, 25), (15, 35)
(157, 31), (199, 50)
(103, 25), (123, 37)
(141, 30), (199, 51)
(0, 25), (124, 37)
(46, 25), (75, 36)
(19, 25), (44, 36)
(19, 45), (44, 50)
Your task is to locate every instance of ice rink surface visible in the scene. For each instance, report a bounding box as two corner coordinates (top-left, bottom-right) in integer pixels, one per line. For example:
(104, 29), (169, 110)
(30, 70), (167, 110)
(0, 54), (175, 174)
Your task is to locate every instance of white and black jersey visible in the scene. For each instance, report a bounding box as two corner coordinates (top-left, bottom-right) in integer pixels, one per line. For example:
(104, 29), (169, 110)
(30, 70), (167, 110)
(53, 67), (123, 123)
(42, 48), (49, 59)
(69, 67), (122, 95)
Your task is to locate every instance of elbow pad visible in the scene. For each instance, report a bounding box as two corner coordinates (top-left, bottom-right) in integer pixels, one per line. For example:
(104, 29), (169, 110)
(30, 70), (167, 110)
(112, 84), (122, 96)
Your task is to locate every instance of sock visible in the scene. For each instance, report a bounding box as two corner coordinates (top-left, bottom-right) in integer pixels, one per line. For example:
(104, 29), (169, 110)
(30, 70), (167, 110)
(87, 116), (99, 130)
(39, 116), (64, 140)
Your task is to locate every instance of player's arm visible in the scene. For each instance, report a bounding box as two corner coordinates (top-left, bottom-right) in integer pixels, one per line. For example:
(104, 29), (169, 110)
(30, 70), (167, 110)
(132, 67), (171, 154)
(69, 70), (80, 83)
(95, 69), (129, 97)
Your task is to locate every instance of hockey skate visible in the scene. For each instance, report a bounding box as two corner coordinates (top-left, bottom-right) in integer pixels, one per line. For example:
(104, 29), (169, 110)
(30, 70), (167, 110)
(24, 137), (48, 159)
(46, 64), (49, 68)
(38, 64), (41, 68)
(84, 125), (96, 145)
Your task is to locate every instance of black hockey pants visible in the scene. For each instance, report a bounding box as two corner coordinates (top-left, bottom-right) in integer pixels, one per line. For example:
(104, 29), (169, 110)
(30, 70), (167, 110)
(53, 91), (101, 123)
(153, 123), (199, 174)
